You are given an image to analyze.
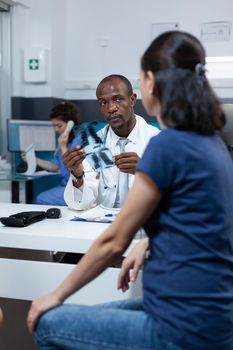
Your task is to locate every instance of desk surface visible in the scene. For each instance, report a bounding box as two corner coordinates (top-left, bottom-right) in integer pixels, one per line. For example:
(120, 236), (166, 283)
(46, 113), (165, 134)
(0, 173), (36, 182)
(0, 203), (142, 303)
(0, 203), (138, 254)
(0, 172), (58, 182)
(0, 203), (113, 254)
(0, 172), (60, 203)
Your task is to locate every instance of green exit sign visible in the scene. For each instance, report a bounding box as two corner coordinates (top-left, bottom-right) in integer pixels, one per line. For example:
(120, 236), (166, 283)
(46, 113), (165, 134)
(29, 58), (39, 70)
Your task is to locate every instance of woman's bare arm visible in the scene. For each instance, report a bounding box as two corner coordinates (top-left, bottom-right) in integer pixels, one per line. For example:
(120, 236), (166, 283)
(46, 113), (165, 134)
(36, 158), (59, 172)
(27, 172), (161, 333)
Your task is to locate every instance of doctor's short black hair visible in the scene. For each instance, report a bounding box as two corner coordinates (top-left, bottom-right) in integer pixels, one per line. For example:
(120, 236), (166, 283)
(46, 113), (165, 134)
(96, 74), (133, 97)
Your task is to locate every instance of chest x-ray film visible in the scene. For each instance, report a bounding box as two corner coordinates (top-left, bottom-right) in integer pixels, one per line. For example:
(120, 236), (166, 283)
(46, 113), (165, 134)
(74, 123), (114, 171)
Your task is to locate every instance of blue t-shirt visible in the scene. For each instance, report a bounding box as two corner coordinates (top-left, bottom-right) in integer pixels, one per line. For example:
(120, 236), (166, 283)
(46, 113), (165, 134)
(137, 128), (233, 350)
(51, 134), (81, 186)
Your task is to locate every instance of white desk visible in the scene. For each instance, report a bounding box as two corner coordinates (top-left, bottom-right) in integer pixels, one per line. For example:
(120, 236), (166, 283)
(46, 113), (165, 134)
(0, 203), (142, 305)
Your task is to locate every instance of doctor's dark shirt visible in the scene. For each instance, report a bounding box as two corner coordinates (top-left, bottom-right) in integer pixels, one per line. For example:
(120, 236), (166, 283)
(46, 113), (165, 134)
(137, 128), (233, 350)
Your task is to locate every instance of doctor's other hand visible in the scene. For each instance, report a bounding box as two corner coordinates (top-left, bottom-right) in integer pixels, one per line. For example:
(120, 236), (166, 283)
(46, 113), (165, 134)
(117, 237), (149, 292)
(113, 152), (139, 174)
(27, 292), (61, 334)
(62, 146), (86, 177)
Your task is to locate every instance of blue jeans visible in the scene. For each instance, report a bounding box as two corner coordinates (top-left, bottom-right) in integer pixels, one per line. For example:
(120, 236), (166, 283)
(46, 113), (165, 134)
(34, 297), (186, 350)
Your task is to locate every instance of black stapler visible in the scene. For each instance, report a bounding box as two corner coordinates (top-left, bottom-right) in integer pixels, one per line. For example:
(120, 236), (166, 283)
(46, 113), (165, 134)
(0, 208), (61, 227)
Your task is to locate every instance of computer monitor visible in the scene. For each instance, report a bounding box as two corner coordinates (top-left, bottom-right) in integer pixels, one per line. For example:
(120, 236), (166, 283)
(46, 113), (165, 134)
(7, 119), (56, 152)
(222, 104), (233, 148)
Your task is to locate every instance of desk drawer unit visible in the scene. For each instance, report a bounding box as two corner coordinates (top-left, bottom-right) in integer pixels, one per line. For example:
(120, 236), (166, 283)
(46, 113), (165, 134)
(0, 258), (142, 304)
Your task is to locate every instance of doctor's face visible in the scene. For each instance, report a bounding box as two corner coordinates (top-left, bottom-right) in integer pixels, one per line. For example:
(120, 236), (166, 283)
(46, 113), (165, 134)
(96, 78), (137, 135)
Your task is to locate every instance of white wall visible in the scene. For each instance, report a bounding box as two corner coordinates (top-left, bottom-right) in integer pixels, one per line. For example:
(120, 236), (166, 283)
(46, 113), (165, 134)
(11, 0), (66, 98)
(11, 0), (233, 100)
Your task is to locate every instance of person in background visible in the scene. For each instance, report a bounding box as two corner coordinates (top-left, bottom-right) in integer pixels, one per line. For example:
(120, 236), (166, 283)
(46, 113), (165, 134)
(27, 30), (233, 350)
(23, 101), (82, 206)
(63, 74), (160, 210)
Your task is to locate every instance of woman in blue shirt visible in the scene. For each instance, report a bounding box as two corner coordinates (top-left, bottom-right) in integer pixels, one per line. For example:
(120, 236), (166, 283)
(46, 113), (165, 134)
(34, 101), (82, 205)
(27, 31), (233, 350)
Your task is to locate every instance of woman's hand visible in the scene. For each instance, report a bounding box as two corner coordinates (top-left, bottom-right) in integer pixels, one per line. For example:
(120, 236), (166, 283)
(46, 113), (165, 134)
(27, 292), (61, 334)
(21, 151), (26, 162)
(117, 237), (149, 292)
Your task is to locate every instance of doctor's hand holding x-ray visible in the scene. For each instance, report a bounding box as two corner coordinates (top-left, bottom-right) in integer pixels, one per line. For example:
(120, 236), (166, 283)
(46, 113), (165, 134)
(113, 152), (140, 175)
(63, 144), (140, 189)
(62, 146), (86, 188)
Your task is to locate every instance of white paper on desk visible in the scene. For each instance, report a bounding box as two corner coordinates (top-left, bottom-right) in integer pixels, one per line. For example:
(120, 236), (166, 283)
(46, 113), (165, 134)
(24, 144), (36, 175)
(72, 205), (146, 238)
(73, 205), (120, 222)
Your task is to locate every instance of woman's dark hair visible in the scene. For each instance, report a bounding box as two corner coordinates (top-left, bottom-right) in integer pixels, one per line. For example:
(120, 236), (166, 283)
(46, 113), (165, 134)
(141, 31), (225, 134)
(49, 101), (82, 142)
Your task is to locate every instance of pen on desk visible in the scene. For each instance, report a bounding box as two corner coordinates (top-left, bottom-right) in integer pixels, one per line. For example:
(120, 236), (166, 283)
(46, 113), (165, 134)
(70, 216), (112, 223)
(105, 213), (117, 217)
